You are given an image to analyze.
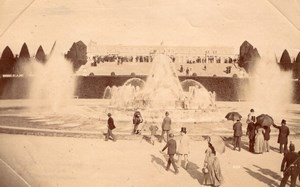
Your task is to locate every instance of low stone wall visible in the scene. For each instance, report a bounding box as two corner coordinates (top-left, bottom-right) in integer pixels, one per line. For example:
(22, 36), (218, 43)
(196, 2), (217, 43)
(0, 76), (299, 103)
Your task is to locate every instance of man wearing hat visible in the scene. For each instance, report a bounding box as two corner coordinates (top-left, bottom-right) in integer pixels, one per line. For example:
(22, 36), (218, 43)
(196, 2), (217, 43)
(161, 133), (179, 174)
(246, 109), (256, 152)
(105, 113), (116, 141)
(279, 143), (300, 187)
(233, 119), (243, 151)
(160, 111), (172, 143)
(177, 127), (190, 169)
(273, 119), (290, 154)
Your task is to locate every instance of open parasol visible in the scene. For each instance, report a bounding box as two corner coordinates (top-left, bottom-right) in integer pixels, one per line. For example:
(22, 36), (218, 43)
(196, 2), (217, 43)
(225, 112), (242, 121)
(209, 135), (226, 154)
(256, 114), (274, 127)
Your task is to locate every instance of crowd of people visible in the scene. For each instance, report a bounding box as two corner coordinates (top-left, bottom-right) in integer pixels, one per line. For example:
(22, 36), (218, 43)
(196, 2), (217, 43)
(91, 55), (154, 66)
(232, 108), (300, 186)
(104, 111), (223, 186)
(104, 109), (300, 187)
(90, 54), (237, 66)
(232, 109), (290, 155)
(185, 57), (237, 64)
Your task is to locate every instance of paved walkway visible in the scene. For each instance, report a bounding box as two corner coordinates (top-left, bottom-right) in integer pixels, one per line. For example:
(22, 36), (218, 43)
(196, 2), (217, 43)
(0, 133), (299, 187)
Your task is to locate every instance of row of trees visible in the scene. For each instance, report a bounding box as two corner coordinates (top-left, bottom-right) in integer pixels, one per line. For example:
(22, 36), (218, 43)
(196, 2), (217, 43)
(0, 41), (87, 75)
(238, 40), (300, 79)
(1, 40), (299, 78)
(0, 43), (48, 75)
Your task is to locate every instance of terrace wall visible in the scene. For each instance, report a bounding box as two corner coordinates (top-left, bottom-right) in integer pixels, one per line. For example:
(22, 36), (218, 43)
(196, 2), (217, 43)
(0, 76), (299, 103)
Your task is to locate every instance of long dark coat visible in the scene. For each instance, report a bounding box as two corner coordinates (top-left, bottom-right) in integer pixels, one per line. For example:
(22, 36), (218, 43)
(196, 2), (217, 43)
(246, 122), (256, 139)
(108, 117), (116, 130)
(162, 139), (177, 155)
(263, 126), (271, 141)
(273, 124), (289, 144)
(233, 121), (243, 137)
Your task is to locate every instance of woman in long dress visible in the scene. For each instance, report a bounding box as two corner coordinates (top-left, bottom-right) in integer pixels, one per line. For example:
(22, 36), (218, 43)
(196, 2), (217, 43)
(203, 139), (223, 186)
(254, 125), (265, 154)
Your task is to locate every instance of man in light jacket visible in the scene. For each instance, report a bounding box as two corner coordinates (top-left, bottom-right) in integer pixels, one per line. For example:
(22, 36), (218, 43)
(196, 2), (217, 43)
(160, 111), (171, 143)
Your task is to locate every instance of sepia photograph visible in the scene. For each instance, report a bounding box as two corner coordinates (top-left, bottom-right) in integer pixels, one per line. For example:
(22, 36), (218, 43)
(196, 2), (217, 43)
(0, 0), (300, 186)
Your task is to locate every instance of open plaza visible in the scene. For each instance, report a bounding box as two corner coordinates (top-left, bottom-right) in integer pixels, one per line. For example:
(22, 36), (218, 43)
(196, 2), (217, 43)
(0, 99), (300, 187)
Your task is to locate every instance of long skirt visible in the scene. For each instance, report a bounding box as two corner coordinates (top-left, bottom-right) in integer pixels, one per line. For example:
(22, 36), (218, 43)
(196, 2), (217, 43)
(254, 134), (264, 153)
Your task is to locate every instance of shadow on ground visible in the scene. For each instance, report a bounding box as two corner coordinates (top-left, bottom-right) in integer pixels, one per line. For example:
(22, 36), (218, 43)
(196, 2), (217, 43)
(269, 146), (280, 153)
(243, 166), (281, 187)
(253, 165), (282, 182)
(150, 154), (165, 169)
(223, 137), (249, 152)
(186, 161), (204, 185)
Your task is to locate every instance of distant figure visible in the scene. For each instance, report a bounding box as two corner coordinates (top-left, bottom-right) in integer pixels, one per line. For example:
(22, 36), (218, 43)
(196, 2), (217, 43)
(233, 119), (243, 151)
(247, 109), (256, 124)
(161, 133), (178, 174)
(149, 124), (159, 145)
(179, 65), (184, 73)
(203, 137), (223, 186)
(177, 127), (190, 169)
(254, 124), (265, 154)
(160, 112), (171, 143)
(279, 143), (300, 187)
(246, 109), (256, 153)
(132, 111), (143, 135)
(186, 67), (189, 76)
(263, 126), (271, 152)
(105, 113), (116, 141)
(273, 119), (290, 154)
(183, 96), (189, 110)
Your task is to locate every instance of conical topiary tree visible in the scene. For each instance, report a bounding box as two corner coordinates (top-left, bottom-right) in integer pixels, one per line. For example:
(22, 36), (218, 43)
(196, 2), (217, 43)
(279, 49), (292, 71)
(293, 52), (300, 79)
(0, 46), (15, 74)
(19, 43), (30, 59)
(35, 45), (46, 63)
(296, 52), (300, 64)
(15, 42), (31, 75)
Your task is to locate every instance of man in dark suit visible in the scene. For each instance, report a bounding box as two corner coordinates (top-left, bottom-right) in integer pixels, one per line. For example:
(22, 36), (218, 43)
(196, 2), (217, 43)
(233, 119), (243, 151)
(105, 113), (116, 141)
(273, 119), (290, 154)
(161, 133), (178, 174)
(246, 109), (256, 153)
(280, 143), (300, 187)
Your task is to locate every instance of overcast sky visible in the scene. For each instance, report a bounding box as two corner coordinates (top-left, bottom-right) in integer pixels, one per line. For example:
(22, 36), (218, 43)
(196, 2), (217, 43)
(0, 0), (299, 57)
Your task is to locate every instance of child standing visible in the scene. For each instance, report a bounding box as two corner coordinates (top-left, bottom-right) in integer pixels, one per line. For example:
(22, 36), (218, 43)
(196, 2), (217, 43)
(149, 124), (159, 145)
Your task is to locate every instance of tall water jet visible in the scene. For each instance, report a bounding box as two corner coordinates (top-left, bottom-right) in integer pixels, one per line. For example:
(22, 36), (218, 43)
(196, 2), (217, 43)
(247, 55), (293, 119)
(29, 43), (75, 113)
(137, 54), (184, 108)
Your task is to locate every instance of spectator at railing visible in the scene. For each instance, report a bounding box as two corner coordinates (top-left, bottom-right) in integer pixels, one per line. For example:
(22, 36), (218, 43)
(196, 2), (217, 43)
(91, 55), (152, 65)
